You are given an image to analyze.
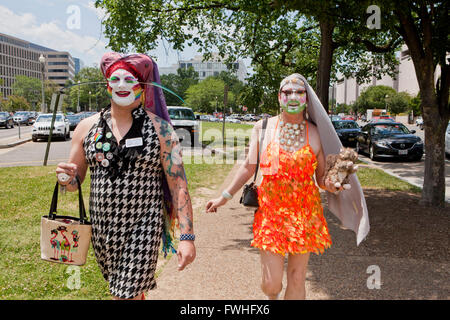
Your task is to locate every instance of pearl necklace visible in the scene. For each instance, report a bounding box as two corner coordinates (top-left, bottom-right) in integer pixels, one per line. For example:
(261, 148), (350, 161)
(279, 118), (306, 152)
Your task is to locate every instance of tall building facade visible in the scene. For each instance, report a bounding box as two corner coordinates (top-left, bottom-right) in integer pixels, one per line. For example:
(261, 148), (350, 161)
(159, 53), (247, 82)
(0, 33), (48, 99)
(73, 57), (84, 75)
(334, 45), (421, 106)
(44, 51), (75, 87)
(0, 32), (75, 102)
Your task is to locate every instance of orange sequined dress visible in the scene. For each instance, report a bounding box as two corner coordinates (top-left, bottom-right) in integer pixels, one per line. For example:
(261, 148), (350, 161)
(251, 121), (332, 255)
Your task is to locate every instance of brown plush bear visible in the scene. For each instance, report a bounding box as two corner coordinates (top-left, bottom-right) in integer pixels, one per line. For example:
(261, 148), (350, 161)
(324, 147), (359, 191)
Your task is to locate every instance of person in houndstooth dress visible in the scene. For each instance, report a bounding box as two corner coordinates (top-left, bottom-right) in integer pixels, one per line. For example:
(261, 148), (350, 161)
(56, 53), (196, 300)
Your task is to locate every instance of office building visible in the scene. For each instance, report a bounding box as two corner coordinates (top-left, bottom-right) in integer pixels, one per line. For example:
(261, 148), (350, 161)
(332, 44), (445, 106)
(74, 57), (84, 75)
(159, 53), (248, 82)
(0, 32), (75, 102)
(44, 51), (75, 87)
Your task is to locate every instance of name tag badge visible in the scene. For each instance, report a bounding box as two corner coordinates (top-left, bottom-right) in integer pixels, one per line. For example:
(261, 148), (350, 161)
(125, 137), (143, 148)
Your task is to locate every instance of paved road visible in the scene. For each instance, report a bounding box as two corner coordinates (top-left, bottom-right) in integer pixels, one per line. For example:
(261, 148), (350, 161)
(0, 124), (33, 141)
(0, 133), (71, 166)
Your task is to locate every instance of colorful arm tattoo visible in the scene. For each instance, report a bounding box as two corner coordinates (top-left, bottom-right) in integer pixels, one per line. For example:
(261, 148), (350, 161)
(155, 116), (194, 234)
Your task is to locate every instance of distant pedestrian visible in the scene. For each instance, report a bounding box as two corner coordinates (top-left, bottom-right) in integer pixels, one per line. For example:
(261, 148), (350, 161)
(206, 73), (369, 300)
(56, 52), (196, 300)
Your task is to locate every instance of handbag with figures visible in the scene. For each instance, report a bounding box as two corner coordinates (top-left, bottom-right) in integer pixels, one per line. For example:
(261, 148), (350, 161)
(40, 176), (92, 266)
(240, 117), (268, 208)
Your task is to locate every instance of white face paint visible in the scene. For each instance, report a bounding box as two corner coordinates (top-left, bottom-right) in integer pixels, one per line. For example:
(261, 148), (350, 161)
(107, 69), (142, 107)
(279, 81), (307, 114)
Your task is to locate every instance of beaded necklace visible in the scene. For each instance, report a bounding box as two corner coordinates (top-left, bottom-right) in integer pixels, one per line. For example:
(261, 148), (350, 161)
(278, 115), (307, 152)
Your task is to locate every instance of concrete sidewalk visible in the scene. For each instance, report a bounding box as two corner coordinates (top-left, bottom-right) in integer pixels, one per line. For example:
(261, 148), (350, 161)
(147, 162), (449, 300)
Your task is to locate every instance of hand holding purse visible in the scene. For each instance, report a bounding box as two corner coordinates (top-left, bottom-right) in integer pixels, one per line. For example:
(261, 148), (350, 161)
(240, 118), (268, 208)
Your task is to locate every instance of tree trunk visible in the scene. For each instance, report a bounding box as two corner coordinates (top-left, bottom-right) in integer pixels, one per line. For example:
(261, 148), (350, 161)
(394, 4), (449, 207)
(316, 19), (335, 113)
(421, 93), (447, 207)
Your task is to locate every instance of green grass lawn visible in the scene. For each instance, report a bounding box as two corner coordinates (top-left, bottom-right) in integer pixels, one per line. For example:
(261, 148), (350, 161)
(356, 166), (422, 193)
(0, 161), (233, 300)
(199, 121), (253, 148)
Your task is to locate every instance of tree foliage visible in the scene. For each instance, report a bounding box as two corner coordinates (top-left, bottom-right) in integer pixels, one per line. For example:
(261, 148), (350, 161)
(4, 95), (30, 112)
(66, 67), (109, 112)
(184, 77), (235, 113)
(160, 66), (199, 106)
(353, 85), (396, 113)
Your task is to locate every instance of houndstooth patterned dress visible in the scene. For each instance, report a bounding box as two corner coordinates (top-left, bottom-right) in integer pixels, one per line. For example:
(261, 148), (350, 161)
(83, 107), (164, 299)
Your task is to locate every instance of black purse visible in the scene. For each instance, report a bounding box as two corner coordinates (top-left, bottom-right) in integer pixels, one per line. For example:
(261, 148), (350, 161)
(240, 118), (268, 208)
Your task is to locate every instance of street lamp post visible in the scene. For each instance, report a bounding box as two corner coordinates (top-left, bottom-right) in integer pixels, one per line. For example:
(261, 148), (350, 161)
(385, 94), (389, 115)
(39, 54), (46, 113)
(89, 91), (91, 111)
(77, 80), (81, 113)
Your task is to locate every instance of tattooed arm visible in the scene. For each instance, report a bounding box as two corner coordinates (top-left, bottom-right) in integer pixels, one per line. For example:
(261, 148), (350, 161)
(148, 111), (196, 271)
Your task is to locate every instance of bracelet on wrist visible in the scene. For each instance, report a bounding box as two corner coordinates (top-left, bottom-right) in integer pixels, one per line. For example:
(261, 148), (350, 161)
(222, 190), (233, 200)
(180, 233), (195, 241)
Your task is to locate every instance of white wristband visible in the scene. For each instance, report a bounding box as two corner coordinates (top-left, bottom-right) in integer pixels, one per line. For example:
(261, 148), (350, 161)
(222, 190), (233, 200)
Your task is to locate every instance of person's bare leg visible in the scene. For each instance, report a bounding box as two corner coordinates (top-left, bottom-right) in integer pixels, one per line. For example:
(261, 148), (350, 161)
(259, 250), (285, 300)
(284, 252), (310, 300)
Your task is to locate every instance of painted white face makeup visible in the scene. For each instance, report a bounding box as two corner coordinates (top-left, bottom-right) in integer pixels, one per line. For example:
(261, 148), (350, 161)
(107, 69), (143, 107)
(279, 81), (307, 114)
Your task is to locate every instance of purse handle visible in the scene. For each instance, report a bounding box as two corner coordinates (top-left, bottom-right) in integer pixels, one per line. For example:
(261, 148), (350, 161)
(48, 176), (89, 224)
(252, 117), (268, 182)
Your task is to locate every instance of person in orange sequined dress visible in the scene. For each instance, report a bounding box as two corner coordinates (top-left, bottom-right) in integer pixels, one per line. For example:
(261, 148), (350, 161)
(206, 74), (348, 300)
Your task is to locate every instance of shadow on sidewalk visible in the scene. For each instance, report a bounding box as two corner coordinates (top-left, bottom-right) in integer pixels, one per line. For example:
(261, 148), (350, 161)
(307, 189), (449, 299)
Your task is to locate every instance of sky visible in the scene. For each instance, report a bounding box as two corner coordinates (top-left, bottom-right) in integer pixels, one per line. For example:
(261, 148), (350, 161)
(0, 0), (234, 69)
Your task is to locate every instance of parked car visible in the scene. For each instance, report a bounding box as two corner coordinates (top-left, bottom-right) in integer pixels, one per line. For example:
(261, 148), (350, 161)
(13, 111), (33, 125)
(28, 111), (38, 124)
(32, 113), (70, 142)
(332, 120), (361, 147)
(415, 116), (424, 130)
(415, 116), (423, 126)
(225, 117), (241, 124)
(0, 111), (14, 129)
(356, 121), (423, 161)
(242, 114), (257, 121)
(66, 114), (82, 131)
(445, 122), (450, 159)
(167, 106), (199, 146)
(341, 115), (356, 121)
(370, 115), (395, 123)
(329, 115), (341, 121)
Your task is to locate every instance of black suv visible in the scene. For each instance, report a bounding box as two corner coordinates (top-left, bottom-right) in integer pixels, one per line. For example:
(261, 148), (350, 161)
(332, 120), (361, 147)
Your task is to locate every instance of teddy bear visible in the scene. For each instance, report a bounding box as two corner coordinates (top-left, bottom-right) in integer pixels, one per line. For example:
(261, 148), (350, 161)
(323, 147), (359, 191)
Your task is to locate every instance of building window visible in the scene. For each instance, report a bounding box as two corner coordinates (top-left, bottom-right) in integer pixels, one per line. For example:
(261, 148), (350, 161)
(48, 76), (68, 80)
(48, 69), (68, 73)
(401, 50), (410, 60)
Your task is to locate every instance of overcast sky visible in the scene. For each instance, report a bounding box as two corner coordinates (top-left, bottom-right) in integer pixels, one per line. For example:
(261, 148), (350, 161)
(0, 0), (217, 69)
